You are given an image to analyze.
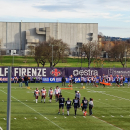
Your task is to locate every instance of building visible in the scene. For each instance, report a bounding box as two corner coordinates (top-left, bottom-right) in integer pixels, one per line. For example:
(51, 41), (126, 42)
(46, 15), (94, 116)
(0, 22), (98, 55)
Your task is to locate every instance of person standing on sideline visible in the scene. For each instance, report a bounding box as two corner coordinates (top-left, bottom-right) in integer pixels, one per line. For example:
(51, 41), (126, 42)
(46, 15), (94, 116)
(34, 88), (40, 103)
(81, 76), (84, 86)
(123, 76), (125, 86)
(41, 87), (46, 103)
(48, 87), (53, 103)
(18, 76), (23, 87)
(72, 97), (79, 116)
(98, 75), (101, 85)
(109, 75), (113, 85)
(24, 75), (28, 87)
(127, 76), (130, 86)
(58, 95), (65, 115)
(82, 97), (88, 116)
(115, 75), (120, 87)
(65, 98), (71, 116)
(89, 98), (94, 115)
(86, 76), (90, 85)
(62, 76), (66, 86)
(75, 91), (81, 107)
(54, 86), (60, 102)
(68, 75), (73, 86)
(40, 77), (42, 83)
(14, 76), (18, 83)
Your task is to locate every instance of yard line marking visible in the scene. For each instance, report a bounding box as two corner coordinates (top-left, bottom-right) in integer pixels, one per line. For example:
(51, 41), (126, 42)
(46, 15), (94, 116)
(63, 90), (123, 130)
(111, 115), (114, 117)
(93, 116), (123, 130)
(0, 90), (64, 130)
(102, 116), (105, 117)
(14, 118), (16, 120)
(24, 117), (27, 119)
(0, 127), (3, 130)
(34, 117), (37, 119)
(120, 115), (123, 117)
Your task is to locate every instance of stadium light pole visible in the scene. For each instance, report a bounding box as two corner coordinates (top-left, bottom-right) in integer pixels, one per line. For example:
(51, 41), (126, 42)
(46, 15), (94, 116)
(7, 66), (11, 130)
(52, 45), (53, 67)
(125, 47), (127, 68)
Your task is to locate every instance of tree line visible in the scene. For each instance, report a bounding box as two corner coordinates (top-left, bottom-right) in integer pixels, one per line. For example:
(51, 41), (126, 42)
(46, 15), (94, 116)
(33, 37), (130, 68)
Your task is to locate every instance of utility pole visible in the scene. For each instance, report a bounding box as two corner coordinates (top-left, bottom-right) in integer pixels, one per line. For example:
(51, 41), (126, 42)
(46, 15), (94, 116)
(7, 67), (11, 130)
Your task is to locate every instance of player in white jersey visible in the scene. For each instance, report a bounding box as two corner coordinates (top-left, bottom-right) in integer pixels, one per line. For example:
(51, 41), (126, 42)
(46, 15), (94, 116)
(34, 88), (40, 103)
(68, 75), (73, 86)
(58, 86), (61, 96)
(86, 76), (90, 85)
(48, 87), (53, 103)
(109, 75), (113, 85)
(54, 86), (60, 102)
(41, 87), (46, 103)
(81, 76), (84, 86)
(91, 76), (94, 85)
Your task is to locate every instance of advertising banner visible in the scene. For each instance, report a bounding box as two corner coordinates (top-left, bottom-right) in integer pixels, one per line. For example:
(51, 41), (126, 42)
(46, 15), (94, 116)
(0, 67), (130, 83)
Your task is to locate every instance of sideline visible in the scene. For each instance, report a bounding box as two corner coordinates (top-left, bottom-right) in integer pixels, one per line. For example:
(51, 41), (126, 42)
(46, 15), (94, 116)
(0, 90), (64, 130)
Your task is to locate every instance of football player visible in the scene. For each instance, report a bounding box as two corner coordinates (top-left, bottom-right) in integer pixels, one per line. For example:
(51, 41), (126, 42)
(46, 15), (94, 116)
(82, 97), (88, 116)
(54, 86), (60, 102)
(65, 98), (71, 116)
(48, 87), (53, 103)
(41, 87), (46, 103)
(72, 97), (79, 116)
(34, 88), (40, 103)
(58, 95), (65, 115)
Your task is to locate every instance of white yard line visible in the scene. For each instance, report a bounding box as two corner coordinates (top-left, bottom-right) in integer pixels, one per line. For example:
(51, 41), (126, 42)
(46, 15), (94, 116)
(0, 90), (64, 130)
(84, 88), (130, 114)
(85, 88), (130, 101)
(62, 90), (123, 130)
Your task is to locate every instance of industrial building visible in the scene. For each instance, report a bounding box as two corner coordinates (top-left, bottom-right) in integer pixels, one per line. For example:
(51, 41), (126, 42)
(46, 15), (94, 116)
(0, 22), (98, 55)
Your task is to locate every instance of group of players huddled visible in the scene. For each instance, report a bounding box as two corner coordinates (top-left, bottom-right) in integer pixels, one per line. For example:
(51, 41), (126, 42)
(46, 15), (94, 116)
(34, 87), (94, 116)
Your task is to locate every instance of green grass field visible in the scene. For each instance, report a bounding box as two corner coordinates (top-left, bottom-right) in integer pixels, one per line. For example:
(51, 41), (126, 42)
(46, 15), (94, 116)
(0, 83), (130, 130)
(0, 56), (130, 68)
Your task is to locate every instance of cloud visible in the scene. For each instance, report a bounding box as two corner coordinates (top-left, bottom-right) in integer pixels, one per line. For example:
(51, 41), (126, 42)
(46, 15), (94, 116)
(0, 0), (129, 23)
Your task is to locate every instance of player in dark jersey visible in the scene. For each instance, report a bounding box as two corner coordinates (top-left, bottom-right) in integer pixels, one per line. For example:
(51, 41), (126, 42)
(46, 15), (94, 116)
(82, 97), (88, 116)
(65, 98), (71, 116)
(72, 97), (79, 116)
(58, 95), (65, 115)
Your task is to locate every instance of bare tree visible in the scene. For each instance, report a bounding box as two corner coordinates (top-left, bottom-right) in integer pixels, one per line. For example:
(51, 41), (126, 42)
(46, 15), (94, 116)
(34, 43), (47, 67)
(109, 41), (130, 68)
(82, 41), (101, 67)
(34, 37), (70, 67)
(46, 37), (70, 67)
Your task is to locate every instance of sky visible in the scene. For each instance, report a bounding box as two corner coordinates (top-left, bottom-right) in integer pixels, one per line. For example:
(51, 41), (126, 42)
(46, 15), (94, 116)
(0, 0), (130, 38)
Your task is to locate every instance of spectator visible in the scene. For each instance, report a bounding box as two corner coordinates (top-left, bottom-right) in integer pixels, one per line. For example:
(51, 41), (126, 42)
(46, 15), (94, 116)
(127, 76), (130, 86)
(33, 77), (36, 83)
(123, 76), (125, 86)
(18, 76), (23, 87)
(40, 77), (42, 83)
(28, 77), (31, 83)
(14, 76), (18, 83)
(62, 76), (66, 86)
(24, 75), (28, 87)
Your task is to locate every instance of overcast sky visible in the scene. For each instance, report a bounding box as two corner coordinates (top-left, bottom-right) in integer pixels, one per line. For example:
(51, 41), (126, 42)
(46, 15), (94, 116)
(0, 0), (130, 38)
